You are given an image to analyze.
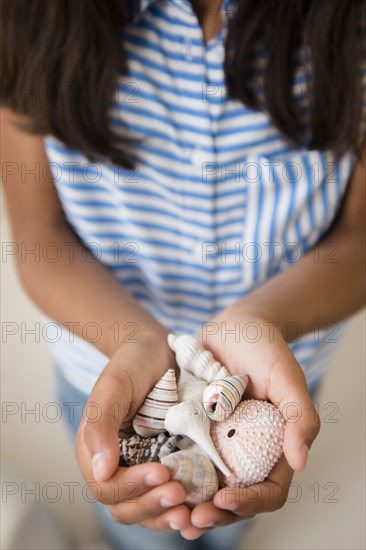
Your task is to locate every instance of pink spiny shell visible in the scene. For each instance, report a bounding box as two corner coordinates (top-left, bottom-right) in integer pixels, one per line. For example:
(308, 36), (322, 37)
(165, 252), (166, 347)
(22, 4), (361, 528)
(211, 400), (285, 487)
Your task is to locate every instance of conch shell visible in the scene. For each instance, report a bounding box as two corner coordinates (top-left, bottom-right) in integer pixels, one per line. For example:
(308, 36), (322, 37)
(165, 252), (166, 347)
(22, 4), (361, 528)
(133, 368), (178, 437)
(167, 334), (229, 383)
(202, 375), (249, 421)
(164, 400), (231, 477)
(161, 450), (219, 506)
(177, 369), (208, 403)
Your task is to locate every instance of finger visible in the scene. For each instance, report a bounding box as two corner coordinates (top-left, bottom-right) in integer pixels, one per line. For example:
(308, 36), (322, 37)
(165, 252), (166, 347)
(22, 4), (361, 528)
(108, 481), (186, 525)
(213, 456), (294, 515)
(180, 526), (209, 540)
(191, 501), (254, 529)
(139, 504), (191, 532)
(82, 368), (136, 482)
(268, 353), (321, 471)
(76, 432), (172, 505)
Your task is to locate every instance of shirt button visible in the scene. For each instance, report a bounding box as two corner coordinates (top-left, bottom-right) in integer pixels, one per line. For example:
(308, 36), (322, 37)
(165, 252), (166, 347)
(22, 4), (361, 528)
(191, 146), (208, 166)
(184, 37), (193, 61)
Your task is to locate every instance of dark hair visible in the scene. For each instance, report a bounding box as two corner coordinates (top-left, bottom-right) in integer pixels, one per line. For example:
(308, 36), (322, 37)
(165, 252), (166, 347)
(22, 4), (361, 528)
(0, 0), (134, 167)
(1, 0), (365, 166)
(225, 0), (366, 156)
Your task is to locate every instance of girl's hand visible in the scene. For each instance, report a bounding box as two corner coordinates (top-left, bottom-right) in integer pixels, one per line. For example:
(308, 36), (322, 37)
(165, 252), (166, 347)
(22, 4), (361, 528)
(75, 333), (192, 533)
(184, 304), (320, 537)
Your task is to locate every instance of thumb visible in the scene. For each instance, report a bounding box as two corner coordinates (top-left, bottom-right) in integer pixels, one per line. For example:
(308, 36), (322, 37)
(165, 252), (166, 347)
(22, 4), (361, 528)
(270, 361), (321, 472)
(82, 368), (135, 482)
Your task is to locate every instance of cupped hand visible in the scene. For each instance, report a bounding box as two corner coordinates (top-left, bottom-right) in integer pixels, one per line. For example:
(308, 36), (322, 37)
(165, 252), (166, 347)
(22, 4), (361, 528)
(185, 304), (320, 534)
(75, 332), (193, 533)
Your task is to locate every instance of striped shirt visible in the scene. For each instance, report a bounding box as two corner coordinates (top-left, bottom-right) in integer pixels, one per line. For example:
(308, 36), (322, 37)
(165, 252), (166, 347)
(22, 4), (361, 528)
(44, 0), (366, 394)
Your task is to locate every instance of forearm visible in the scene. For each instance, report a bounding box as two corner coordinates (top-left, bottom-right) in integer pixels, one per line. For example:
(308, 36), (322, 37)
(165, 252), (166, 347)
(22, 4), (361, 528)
(236, 220), (365, 339)
(1, 108), (170, 364)
(14, 220), (169, 358)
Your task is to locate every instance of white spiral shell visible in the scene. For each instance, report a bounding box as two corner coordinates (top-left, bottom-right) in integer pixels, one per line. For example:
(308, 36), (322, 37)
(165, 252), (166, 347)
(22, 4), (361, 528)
(177, 369), (208, 403)
(164, 400), (231, 477)
(161, 450), (219, 506)
(133, 368), (178, 437)
(167, 334), (229, 383)
(202, 375), (249, 422)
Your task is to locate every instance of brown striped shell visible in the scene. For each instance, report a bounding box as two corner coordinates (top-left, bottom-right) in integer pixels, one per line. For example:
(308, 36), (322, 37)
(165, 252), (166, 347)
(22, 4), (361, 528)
(133, 368), (179, 437)
(202, 375), (249, 421)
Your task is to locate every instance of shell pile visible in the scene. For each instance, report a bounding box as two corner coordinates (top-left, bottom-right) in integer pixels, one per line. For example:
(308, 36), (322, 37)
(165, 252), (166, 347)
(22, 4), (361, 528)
(211, 400), (285, 487)
(119, 333), (286, 506)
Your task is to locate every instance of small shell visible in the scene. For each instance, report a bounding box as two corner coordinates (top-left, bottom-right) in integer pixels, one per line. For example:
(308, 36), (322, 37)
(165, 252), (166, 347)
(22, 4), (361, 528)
(176, 439), (203, 453)
(177, 369), (208, 403)
(119, 432), (181, 467)
(133, 368), (178, 437)
(164, 400), (231, 477)
(161, 450), (218, 506)
(167, 334), (229, 383)
(211, 400), (285, 487)
(203, 375), (249, 422)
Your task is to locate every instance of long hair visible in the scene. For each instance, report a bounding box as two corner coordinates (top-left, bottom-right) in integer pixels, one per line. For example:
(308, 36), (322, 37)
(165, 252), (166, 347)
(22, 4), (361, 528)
(225, 0), (366, 156)
(1, 0), (365, 166)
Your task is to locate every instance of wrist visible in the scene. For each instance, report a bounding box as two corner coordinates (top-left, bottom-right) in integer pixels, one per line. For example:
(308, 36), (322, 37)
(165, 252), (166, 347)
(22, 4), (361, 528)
(223, 299), (276, 325)
(105, 318), (169, 355)
(223, 299), (300, 344)
(108, 321), (175, 381)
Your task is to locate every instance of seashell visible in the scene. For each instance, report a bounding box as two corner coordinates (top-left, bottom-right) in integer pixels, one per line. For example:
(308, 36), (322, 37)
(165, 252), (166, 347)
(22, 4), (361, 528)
(119, 432), (182, 467)
(176, 438), (202, 453)
(203, 375), (249, 422)
(164, 400), (231, 477)
(161, 450), (219, 506)
(133, 368), (179, 437)
(211, 400), (285, 487)
(177, 369), (208, 403)
(167, 333), (229, 383)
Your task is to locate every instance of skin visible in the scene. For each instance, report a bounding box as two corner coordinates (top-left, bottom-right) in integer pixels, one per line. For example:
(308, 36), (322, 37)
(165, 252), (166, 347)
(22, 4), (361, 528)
(190, 0), (224, 43)
(1, 0), (365, 540)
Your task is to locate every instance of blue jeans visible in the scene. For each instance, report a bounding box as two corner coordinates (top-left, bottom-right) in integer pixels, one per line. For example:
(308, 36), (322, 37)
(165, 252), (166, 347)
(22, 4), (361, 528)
(55, 367), (251, 550)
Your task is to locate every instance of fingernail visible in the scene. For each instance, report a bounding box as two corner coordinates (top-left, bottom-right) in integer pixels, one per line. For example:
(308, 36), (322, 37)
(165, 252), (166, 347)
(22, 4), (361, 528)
(145, 473), (165, 487)
(92, 452), (107, 481)
(169, 521), (180, 530)
(161, 497), (175, 508)
(203, 522), (215, 528)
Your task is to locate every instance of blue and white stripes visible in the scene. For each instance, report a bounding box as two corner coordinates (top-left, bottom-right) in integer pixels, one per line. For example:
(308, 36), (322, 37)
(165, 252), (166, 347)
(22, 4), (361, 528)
(44, 0), (364, 393)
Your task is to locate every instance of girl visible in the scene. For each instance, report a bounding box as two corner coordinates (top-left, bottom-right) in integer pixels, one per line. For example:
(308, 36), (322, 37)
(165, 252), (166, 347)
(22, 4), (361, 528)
(2, 0), (365, 548)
